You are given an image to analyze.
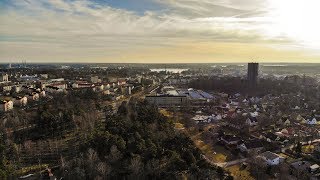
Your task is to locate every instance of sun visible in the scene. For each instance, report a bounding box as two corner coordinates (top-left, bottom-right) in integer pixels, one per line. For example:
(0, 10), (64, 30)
(266, 0), (320, 49)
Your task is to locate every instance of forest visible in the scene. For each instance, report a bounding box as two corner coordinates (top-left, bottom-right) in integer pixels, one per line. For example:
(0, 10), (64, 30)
(61, 99), (230, 179)
(0, 89), (230, 179)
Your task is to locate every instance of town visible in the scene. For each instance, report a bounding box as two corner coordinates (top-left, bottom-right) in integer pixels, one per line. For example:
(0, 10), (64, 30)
(0, 63), (320, 179)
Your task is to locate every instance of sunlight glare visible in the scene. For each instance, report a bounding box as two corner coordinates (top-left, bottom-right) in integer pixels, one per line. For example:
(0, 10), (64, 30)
(267, 0), (320, 48)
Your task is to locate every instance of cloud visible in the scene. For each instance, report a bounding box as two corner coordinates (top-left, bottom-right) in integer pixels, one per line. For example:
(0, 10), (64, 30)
(0, 0), (318, 62)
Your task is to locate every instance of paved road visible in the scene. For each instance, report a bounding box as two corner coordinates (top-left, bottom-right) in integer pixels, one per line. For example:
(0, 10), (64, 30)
(202, 154), (247, 168)
(214, 158), (247, 168)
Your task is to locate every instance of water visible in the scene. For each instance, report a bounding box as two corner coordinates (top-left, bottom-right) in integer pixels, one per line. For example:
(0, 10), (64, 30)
(150, 68), (189, 73)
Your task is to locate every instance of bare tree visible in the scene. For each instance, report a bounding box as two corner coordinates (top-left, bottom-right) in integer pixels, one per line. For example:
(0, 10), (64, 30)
(108, 145), (122, 163)
(129, 156), (143, 175)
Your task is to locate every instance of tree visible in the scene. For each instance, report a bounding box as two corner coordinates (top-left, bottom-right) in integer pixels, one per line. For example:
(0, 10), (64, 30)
(295, 141), (302, 156)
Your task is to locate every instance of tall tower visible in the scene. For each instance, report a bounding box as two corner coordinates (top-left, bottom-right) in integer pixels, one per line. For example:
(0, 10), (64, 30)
(247, 62), (259, 87)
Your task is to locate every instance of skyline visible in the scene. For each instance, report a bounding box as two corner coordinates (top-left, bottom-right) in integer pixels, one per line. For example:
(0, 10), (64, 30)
(1, 0), (320, 63)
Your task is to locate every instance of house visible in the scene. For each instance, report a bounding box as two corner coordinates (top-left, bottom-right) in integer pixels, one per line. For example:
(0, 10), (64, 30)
(0, 74), (9, 82)
(90, 76), (100, 83)
(50, 83), (67, 90)
(220, 135), (241, 145)
(238, 139), (264, 153)
(14, 96), (27, 107)
(12, 85), (22, 93)
(259, 151), (284, 166)
(306, 117), (317, 125)
(277, 116), (291, 126)
(246, 117), (258, 126)
(39, 74), (48, 79)
(103, 89), (110, 95)
(120, 84), (133, 95)
(192, 115), (211, 124)
(28, 92), (39, 101)
(38, 90), (46, 98)
(0, 100), (13, 112)
(296, 114), (304, 122)
(117, 79), (126, 86)
(310, 164), (320, 173)
(94, 83), (104, 91)
(104, 83), (111, 89)
(263, 132), (278, 142)
(290, 161), (317, 177)
(250, 111), (259, 117)
(211, 114), (222, 121)
(1, 84), (12, 92)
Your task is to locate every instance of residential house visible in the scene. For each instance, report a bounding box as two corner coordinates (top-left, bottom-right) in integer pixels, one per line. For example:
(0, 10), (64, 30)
(90, 76), (100, 83)
(310, 164), (320, 173)
(263, 132), (278, 142)
(259, 151), (284, 166)
(94, 83), (104, 91)
(38, 90), (46, 98)
(14, 96), (27, 107)
(306, 117), (317, 125)
(0, 74), (9, 82)
(1, 84), (12, 92)
(28, 92), (39, 101)
(50, 83), (67, 90)
(238, 139), (264, 153)
(39, 74), (48, 79)
(220, 135), (241, 145)
(290, 161), (320, 178)
(12, 85), (22, 93)
(0, 100), (13, 112)
(246, 117), (258, 126)
(104, 83), (111, 89)
(117, 79), (126, 86)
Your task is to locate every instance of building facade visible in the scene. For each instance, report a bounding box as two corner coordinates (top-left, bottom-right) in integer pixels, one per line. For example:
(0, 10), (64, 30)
(247, 63), (259, 87)
(145, 95), (188, 107)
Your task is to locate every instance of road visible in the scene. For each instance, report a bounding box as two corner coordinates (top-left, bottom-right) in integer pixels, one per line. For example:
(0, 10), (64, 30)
(214, 158), (247, 168)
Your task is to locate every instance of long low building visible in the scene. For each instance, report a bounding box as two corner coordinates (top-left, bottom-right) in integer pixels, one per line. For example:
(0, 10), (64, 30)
(145, 95), (188, 107)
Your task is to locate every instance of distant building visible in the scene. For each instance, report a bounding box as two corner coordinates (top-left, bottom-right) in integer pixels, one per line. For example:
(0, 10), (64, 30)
(91, 76), (100, 83)
(0, 74), (9, 83)
(28, 92), (39, 101)
(247, 63), (259, 87)
(40, 74), (48, 79)
(0, 100), (13, 112)
(121, 84), (133, 95)
(14, 96), (27, 107)
(145, 95), (188, 107)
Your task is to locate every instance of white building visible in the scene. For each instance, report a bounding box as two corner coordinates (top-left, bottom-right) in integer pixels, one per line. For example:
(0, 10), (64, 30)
(39, 74), (48, 79)
(307, 117), (317, 125)
(259, 151), (283, 166)
(0, 74), (9, 82)
(1, 85), (12, 92)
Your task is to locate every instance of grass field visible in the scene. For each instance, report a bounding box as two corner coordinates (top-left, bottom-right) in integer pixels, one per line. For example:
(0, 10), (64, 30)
(226, 165), (254, 180)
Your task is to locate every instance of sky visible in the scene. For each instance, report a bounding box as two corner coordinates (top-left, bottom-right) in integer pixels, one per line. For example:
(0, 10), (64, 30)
(1, 0), (320, 63)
